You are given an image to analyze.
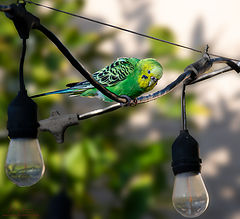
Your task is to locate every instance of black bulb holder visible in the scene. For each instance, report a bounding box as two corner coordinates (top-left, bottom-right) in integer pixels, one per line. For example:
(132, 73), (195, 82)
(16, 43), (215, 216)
(171, 129), (202, 175)
(7, 89), (39, 139)
(5, 3), (40, 140)
(5, 3), (40, 40)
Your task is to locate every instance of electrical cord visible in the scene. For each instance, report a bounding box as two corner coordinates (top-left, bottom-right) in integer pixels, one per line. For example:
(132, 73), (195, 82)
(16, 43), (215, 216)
(19, 38), (27, 92)
(25, 0), (240, 62)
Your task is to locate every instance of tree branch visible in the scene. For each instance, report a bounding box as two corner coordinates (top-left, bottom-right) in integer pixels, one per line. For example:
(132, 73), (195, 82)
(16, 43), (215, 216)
(3, 3), (240, 143)
(39, 58), (240, 143)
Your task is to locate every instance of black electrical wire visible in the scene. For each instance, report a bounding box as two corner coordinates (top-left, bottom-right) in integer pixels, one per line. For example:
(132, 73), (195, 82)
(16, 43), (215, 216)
(25, 0), (240, 62)
(19, 38), (27, 91)
(34, 24), (128, 104)
(181, 83), (187, 130)
(25, 1), (201, 54)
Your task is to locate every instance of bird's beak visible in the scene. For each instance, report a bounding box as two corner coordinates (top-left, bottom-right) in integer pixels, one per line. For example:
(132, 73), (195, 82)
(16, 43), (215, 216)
(148, 76), (158, 87)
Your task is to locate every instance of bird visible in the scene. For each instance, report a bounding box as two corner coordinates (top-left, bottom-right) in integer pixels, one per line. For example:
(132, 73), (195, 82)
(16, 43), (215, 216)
(31, 57), (163, 102)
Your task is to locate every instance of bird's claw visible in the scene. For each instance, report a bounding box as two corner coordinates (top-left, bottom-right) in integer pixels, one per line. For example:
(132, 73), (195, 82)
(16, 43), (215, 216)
(120, 95), (138, 107)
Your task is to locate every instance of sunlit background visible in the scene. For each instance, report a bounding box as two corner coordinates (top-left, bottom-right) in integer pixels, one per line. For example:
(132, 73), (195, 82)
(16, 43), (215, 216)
(0, 0), (240, 218)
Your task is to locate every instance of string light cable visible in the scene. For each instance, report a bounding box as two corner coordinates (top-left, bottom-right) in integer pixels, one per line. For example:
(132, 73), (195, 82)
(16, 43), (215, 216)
(1, 1), (240, 142)
(2, 2), (240, 217)
(1, 1), (240, 62)
(24, 0), (240, 62)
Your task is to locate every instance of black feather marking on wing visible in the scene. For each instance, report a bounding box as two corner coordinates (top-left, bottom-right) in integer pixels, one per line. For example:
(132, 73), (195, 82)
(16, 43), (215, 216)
(66, 58), (138, 89)
(66, 82), (79, 87)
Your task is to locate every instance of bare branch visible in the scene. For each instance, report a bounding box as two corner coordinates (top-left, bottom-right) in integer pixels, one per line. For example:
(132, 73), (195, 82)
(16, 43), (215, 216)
(39, 111), (79, 143)
(38, 57), (240, 143)
(5, 3), (238, 143)
(78, 103), (122, 120)
(38, 70), (193, 143)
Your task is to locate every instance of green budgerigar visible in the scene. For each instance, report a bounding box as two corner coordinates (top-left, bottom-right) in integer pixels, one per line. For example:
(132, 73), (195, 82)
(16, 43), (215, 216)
(32, 57), (163, 102)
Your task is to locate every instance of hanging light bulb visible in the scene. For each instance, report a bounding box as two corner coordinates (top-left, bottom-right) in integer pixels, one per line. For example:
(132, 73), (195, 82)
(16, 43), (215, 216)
(5, 90), (45, 187)
(3, 10), (46, 186)
(5, 138), (45, 187)
(172, 172), (209, 218)
(171, 130), (209, 218)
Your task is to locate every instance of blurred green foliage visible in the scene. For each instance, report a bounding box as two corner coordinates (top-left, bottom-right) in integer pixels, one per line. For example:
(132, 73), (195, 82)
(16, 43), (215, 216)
(148, 26), (176, 57)
(0, 1), (207, 219)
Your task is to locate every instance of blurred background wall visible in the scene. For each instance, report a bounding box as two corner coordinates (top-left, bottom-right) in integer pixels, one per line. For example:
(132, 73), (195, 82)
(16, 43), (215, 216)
(0, 0), (240, 219)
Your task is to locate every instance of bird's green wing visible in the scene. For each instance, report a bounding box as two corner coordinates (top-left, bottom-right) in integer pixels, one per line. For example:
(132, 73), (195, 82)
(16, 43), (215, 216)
(66, 57), (139, 89)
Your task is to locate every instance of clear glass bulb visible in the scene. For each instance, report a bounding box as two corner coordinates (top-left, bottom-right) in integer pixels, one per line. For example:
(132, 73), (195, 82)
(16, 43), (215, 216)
(5, 138), (45, 187)
(172, 172), (209, 218)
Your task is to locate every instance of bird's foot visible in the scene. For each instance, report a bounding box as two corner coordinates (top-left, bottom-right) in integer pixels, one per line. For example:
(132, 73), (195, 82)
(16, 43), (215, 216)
(120, 95), (138, 107)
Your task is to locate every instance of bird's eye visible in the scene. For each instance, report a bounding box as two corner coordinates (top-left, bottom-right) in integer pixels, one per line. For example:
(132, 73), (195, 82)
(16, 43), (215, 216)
(148, 70), (151, 74)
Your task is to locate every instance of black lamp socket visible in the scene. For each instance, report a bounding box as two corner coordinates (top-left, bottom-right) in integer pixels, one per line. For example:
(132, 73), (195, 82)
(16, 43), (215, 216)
(7, 90), (39, 139)
(171, 130), (202, 175)
(5, 3), (40, 39)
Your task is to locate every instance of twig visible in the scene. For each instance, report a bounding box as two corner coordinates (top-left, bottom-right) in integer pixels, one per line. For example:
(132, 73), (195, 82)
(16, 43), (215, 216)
(78, 103), (122, 120)
(39, 111), (79, 143)
(38, 58), (240, 143)
(2, 2), (240, 143)
(39, 104), (121, 143)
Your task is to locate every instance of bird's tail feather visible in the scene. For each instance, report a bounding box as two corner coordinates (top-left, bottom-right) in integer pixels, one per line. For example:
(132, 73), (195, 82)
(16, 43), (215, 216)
(31, 88), (82, 98)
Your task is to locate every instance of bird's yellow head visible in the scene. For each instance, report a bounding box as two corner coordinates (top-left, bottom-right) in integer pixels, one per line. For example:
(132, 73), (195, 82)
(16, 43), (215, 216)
(137, 58), (163, 91)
